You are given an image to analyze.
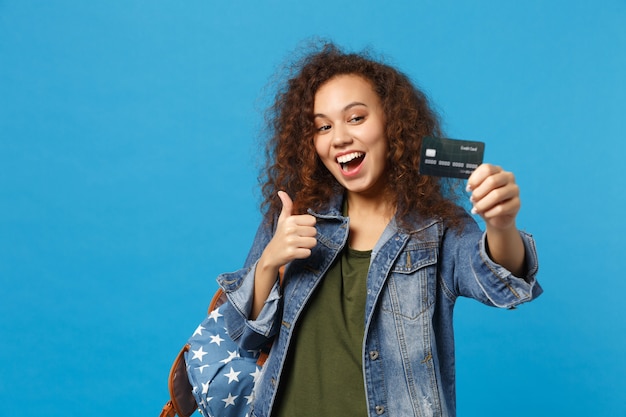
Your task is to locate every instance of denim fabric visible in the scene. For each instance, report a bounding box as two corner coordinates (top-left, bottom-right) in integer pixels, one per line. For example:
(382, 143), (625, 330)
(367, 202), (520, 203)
(217, 195), (541, 417)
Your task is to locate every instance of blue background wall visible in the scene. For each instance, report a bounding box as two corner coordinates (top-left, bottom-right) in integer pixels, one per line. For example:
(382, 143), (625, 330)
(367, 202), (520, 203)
(1, 1), (624, 415)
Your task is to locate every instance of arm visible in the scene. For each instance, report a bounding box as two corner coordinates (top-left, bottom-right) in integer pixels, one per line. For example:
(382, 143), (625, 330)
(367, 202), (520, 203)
(251, 191), (317, 318)
(218, 192), (317, 349)
(466, 164), (526, 277)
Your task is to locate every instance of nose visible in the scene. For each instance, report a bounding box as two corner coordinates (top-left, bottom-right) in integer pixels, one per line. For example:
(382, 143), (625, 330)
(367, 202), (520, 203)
(331, 124), (353, 147)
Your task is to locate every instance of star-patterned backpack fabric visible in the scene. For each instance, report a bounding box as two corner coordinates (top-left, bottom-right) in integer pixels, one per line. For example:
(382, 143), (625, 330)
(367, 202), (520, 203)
(184, 301), (263, 417)
(161, 274), (281, 417)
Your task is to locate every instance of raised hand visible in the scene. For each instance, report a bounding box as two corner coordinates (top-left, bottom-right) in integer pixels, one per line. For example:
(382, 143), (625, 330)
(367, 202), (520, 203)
(467, 164), (525, 275)
(263, 191), (317, 268)
(251, 192), (317, 318)
(467, 164), (520, 231)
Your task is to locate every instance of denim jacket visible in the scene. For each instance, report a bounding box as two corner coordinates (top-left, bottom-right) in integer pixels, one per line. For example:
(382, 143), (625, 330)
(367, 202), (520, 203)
(217, 195), (541, 417)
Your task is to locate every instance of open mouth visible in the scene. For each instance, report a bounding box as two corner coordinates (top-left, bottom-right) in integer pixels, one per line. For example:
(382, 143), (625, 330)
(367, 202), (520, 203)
(337, 151), (365, 173)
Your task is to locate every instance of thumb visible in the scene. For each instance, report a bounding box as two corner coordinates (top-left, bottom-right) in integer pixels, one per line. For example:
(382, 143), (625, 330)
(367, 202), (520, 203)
(277, 191), (294, 221)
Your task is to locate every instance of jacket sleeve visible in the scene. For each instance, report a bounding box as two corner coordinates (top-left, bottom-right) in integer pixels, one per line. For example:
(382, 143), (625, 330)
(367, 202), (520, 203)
(216, 218), (283, 351)
(440, 215), (542, 308)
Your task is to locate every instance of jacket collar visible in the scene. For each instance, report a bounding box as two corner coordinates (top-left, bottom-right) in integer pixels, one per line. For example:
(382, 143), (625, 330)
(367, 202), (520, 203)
(308, 192), (442, 235)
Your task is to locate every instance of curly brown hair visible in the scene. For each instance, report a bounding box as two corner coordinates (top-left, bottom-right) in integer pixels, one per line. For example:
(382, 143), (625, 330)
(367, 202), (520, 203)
(260, 41), (465, 231)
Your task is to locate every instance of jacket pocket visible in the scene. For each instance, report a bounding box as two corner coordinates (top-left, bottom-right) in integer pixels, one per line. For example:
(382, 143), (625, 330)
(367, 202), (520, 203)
(380, 246), (438, 320)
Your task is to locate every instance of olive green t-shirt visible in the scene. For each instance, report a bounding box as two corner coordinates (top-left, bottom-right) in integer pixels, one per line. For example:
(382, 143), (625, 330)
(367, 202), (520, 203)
(273, 246), (371, 417)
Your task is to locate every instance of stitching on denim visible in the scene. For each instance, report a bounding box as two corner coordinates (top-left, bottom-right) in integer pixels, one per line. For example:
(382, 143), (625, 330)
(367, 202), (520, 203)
(438, 269), (457, 302)
(479, 247), (521, 299)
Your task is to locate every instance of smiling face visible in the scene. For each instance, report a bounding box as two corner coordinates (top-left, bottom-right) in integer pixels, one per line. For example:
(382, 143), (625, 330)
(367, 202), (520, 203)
(313, 74), (389, 198)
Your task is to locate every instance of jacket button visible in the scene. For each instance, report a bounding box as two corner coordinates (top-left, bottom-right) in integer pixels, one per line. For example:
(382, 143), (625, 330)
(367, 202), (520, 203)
(369, 350), (379, 360)
(375, 405), (385, 415)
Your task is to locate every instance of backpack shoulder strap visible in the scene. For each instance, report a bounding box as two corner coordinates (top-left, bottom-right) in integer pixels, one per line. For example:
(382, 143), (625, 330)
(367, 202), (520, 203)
(207, 288), (228, 314)
(161, 344), (197, 417)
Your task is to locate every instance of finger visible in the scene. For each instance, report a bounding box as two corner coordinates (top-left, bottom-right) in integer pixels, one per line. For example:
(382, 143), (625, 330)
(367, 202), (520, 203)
(281, 235), (317, 261)
(293, 214), (317, 228)
(481, 196), (520, 219)
(472, 187), (520, 215)
(288, 247), (313, 260)
(470, 171), (516, 205)
(277, 191), (293, 222)
(466, 164), (501, 192)
(290, 222), (317, 237)
(288, 235), (318, 250)
(477, 197), (521, 230)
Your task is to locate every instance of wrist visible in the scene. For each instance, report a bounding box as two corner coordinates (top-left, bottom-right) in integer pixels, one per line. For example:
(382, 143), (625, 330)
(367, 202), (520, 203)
(257, 253), (281, 280)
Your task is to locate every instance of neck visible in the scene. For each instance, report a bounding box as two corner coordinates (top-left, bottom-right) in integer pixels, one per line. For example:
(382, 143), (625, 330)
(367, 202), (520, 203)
(345, 191), (395, 251)
(346, 191), (395, 221)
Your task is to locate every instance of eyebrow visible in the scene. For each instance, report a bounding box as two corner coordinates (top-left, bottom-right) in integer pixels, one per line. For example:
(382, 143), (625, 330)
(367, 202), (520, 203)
(313, 101), (368, 118)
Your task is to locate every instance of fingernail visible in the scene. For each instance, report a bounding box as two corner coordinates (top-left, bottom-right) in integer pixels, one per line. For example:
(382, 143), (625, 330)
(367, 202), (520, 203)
(471, 206), (478, 215)
(465, 183), (472, 193)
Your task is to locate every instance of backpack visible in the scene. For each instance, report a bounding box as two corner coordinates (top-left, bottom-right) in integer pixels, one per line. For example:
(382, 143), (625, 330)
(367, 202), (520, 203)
(160, 268), (282, 417)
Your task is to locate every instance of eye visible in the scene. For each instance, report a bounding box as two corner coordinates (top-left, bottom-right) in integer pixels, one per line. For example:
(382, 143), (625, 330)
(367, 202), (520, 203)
(348, 115), (365, 123)
(316, 124), (331, 132)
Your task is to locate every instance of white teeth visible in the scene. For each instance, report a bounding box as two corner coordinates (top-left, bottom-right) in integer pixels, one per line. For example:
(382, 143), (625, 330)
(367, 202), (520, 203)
(337, 152), (364, 164)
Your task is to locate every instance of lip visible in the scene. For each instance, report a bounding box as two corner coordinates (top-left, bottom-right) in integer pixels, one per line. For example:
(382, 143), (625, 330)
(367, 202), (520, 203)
(335, 150), (363, 158)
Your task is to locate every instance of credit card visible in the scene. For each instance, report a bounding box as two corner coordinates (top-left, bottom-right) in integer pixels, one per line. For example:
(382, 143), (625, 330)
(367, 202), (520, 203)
(419, 136), (485, 179)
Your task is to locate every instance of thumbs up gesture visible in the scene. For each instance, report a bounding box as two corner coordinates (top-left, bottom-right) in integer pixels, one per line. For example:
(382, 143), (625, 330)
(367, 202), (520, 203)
(251, 191), (317, 318)
(263, 191), (317, 268)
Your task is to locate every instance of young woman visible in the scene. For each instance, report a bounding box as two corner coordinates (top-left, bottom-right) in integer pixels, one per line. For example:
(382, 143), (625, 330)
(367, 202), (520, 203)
(217, 42), (542, 417)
